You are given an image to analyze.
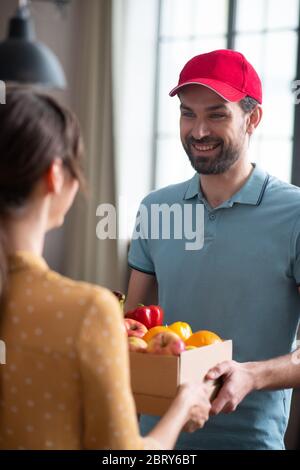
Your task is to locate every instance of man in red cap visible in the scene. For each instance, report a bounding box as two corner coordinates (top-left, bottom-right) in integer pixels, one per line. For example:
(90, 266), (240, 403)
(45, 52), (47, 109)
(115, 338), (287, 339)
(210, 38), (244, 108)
(169, 49), (263, 179)
(127, 49), (300, 449)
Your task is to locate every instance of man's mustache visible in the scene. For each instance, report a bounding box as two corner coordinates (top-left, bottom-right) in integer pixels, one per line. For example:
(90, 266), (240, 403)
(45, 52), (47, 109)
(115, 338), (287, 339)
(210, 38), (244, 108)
(187, 137), (223, 146)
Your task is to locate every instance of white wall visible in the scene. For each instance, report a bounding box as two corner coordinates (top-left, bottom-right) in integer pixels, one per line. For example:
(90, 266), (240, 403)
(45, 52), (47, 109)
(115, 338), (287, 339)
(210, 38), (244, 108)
(0, 0), (81, 273)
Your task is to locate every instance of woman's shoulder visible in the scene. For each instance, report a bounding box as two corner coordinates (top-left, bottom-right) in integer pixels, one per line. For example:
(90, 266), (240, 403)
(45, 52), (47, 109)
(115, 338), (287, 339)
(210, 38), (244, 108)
(44, 268), (120, 316)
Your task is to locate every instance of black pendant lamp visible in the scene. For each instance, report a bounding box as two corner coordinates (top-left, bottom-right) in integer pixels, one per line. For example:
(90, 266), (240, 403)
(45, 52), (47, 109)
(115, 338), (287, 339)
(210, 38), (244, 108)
(0, 0), (66, 88)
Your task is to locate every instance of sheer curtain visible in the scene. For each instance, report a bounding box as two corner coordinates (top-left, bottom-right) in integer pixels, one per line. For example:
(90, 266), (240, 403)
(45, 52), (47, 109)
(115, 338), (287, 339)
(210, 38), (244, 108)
(112, 0), (160, 290)
(64, 0), (119, 290)
(64, 0), (160, 292)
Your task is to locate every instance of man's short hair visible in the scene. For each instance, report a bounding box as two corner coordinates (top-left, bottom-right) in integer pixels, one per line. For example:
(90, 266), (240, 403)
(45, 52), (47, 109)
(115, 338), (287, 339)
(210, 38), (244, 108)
(239, 96), (259, 114)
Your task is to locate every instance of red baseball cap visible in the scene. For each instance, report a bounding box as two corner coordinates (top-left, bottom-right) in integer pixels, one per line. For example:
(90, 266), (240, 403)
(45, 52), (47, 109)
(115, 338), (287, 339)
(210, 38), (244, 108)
(169, 49), (262, 104)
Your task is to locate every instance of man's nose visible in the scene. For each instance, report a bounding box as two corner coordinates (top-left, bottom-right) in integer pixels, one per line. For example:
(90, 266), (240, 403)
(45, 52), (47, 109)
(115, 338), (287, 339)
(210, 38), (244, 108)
(191, 120), (211, 140)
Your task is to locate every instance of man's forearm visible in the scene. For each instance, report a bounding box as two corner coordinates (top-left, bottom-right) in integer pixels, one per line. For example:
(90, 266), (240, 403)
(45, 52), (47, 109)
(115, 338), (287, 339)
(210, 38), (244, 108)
(251, 349), (300, 391)
(125, 269), (158, 311)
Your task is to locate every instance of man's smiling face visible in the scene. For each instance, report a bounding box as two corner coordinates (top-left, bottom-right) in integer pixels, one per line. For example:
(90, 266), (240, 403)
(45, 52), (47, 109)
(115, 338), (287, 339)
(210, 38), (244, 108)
(179, 85), (251, 175)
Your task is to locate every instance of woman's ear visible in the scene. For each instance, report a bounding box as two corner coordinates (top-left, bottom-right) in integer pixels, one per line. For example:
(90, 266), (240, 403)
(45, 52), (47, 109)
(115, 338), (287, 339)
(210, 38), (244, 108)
(45, 159), (64, 194)
(247, 106), (263, 136)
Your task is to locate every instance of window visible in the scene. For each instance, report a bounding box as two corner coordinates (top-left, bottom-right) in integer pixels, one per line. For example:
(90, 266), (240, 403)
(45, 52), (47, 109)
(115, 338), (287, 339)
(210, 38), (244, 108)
(234, 0), (299, 182)
(154, 0), (300, 188)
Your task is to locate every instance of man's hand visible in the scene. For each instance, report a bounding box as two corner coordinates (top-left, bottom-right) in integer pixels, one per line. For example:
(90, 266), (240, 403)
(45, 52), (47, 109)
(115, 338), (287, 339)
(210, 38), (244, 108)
(205, 360), (257, 416)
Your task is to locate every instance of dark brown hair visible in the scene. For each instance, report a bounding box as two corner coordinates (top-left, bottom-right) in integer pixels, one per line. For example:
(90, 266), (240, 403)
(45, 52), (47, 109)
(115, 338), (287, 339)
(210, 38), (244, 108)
(0, 87), (85, 300)
(239, 96), (259, 114)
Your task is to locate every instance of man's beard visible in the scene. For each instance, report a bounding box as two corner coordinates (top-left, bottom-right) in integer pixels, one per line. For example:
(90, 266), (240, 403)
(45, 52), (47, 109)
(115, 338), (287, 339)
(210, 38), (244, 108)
(183, 136), (241, 175)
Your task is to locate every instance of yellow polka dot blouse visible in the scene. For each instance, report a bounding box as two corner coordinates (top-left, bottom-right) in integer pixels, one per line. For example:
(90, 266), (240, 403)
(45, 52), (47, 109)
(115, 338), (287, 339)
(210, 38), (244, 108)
(0, 251), (160, 450)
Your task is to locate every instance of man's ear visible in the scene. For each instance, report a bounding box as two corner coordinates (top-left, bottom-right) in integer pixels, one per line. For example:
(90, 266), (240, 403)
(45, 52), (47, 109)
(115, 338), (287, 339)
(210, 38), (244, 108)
(247, 106), (263, 135)
(45, 159), (64, 194)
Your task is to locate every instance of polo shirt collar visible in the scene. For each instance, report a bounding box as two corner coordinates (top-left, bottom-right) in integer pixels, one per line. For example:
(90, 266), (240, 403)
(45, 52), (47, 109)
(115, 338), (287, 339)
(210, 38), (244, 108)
(230, 164), (269, 206)
(183, 172), (200, 200)
(183, 164), (269, 207)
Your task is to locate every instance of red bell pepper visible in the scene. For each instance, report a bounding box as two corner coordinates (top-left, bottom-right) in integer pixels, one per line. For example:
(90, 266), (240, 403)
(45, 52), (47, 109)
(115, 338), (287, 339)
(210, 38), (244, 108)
(124, 304), (164, 330)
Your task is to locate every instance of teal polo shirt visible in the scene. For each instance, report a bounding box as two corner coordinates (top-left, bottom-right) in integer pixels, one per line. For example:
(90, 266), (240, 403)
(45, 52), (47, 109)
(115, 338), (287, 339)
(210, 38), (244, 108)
(128, 164), (300, 450)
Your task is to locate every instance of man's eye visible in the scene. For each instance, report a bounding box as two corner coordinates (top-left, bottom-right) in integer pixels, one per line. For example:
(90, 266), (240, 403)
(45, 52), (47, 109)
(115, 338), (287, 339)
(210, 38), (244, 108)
(181, 111), (195, 118)
(210, 114), (227, 119)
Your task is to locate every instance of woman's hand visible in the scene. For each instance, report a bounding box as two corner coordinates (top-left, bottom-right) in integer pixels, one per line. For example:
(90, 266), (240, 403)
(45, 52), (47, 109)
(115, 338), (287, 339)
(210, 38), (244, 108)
(177, 382), (212, 432)
(146, 380), (211, 448)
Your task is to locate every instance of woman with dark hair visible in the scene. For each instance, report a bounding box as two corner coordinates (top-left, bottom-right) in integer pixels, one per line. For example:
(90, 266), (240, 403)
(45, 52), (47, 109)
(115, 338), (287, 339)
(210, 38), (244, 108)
(0, 88), (210, 450)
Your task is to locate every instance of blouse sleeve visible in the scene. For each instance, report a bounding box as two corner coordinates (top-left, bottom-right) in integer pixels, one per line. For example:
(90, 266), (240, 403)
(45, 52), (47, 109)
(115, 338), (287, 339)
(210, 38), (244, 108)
(76, 287), (162, 450)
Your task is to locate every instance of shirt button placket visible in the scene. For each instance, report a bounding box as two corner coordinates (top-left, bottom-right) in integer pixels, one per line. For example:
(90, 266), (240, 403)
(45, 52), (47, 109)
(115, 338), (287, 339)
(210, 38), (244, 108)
(204, 211), (218, 242)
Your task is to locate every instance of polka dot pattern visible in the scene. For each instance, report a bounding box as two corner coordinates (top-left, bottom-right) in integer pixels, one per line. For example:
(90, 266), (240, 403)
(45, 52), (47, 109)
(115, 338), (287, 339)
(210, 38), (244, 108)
(0, 251), (159, 450)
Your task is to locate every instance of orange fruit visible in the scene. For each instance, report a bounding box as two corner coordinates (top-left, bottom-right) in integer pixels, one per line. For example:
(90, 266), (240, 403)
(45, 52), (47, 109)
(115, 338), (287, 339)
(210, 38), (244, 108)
(185, 330), (222, 347)
(143, 325), (170, 343)
(185, 345), (197, 351)
(169, 321), (192, 341)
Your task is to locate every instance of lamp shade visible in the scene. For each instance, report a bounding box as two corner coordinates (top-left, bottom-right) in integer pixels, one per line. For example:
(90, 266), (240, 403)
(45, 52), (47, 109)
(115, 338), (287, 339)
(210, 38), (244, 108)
(0, 4), (66, 88)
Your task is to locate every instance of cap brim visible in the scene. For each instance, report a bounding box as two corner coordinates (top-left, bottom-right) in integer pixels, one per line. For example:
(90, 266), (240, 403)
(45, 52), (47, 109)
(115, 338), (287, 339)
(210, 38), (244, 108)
(169, 78), (246, 102)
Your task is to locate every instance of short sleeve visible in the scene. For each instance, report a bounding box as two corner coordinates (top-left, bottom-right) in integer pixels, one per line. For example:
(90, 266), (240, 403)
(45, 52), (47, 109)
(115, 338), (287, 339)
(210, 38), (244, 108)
(128, 203), (155, 274)
(76, 287), (160, 450)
